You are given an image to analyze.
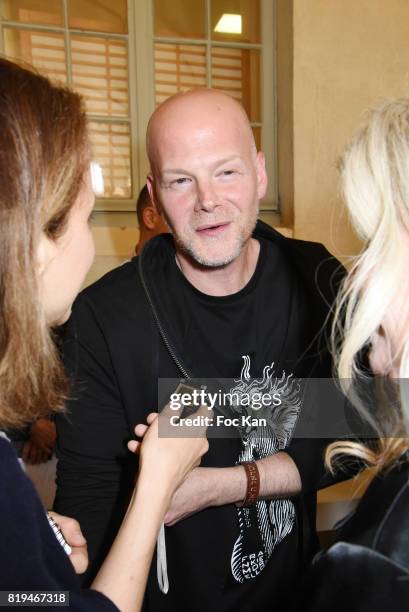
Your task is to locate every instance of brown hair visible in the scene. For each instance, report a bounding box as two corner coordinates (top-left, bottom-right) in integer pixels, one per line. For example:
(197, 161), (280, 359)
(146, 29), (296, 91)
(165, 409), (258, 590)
(0, 57), (90, 429)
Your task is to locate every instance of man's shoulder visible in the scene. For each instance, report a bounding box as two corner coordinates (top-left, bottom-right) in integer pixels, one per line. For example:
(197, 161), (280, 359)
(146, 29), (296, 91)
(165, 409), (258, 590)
(73, 258), (147, 325)
(255, 221), (343, 287)
(255, 220), (333, 261)
(80, 258), (139, 301)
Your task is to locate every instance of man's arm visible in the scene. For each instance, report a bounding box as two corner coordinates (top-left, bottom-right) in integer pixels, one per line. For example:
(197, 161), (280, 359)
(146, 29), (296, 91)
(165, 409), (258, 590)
(165, 429), (360, 526)
(164, 451), (301, 525)
(54, 293), (135, 585)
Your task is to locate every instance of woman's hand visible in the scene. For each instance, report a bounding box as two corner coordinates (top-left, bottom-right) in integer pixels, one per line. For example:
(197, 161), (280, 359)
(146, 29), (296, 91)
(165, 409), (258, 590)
(127, 412), (158, 454)
(93, 405), (208, 611)
(128, 406), (209, 491)
(47, 511), (88, 574)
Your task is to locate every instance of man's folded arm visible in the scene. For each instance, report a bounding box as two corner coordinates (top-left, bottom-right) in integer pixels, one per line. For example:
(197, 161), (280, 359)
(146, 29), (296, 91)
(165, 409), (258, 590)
(163, 437), (360, 526)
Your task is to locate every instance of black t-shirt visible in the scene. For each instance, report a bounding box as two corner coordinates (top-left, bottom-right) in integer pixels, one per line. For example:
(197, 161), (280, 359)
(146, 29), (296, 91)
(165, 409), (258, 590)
(149, 237), (319, 611)
(168, 237), (311, 378)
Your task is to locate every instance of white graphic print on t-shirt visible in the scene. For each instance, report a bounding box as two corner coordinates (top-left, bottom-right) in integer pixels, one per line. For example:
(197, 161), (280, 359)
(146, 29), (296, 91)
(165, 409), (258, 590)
(229, 355), (301, 582)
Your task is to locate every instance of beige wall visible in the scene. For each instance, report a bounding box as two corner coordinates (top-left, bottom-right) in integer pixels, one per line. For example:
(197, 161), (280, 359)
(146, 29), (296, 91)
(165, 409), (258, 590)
(291, 0), (409, 260)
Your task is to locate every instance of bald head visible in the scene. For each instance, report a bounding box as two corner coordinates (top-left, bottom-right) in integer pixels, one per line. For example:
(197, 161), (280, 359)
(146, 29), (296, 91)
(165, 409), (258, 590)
(144, 88), (267, 271)
(146, 89), (256, 173)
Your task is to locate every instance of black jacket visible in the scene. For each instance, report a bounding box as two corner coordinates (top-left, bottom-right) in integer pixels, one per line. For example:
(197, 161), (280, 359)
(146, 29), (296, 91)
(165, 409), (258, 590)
(300, 456), (409, 611)
(55, 221), (344, 609)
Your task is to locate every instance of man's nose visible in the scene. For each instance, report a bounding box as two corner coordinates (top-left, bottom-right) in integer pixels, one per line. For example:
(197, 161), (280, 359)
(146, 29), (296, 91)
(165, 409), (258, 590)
(195, 180), (218, 212)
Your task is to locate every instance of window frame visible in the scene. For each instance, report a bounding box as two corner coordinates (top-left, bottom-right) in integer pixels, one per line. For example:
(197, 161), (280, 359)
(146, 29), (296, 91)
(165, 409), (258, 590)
(0, 0), (278, 219)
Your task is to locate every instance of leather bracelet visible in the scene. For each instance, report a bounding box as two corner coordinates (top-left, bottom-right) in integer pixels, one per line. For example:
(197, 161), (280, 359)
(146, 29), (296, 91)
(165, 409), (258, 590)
(237, 461), (260, 507)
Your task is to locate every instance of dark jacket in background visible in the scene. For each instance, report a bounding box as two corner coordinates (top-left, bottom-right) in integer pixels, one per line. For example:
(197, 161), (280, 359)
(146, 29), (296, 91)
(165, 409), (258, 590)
(299, 455), (409, 611)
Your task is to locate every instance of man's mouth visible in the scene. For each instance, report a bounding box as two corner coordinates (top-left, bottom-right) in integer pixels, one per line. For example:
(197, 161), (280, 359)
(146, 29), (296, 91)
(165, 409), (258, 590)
(195, 222), (230, 236)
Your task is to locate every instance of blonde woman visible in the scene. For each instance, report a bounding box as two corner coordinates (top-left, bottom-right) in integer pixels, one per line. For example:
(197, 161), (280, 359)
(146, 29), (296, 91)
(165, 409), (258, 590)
(0, 57), (207, 611)
(302, 100), (409, 610)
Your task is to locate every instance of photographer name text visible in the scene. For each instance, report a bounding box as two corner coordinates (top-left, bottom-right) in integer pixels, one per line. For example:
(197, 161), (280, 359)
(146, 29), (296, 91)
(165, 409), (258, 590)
(170, 415), (267, 427)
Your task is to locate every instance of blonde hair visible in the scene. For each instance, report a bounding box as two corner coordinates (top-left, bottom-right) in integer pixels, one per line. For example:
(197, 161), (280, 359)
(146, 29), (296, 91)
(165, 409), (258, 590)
(328, 99), (409, 473)
(0, 58), (90, 429)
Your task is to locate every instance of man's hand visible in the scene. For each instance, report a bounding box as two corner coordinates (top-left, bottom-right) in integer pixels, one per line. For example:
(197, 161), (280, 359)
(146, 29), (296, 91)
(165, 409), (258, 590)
(47, 512), (88, 574)
(22, 419), (56, 465)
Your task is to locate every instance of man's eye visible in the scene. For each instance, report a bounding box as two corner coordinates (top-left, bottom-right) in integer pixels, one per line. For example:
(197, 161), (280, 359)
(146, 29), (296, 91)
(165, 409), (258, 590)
(220, 170), (236, 177)
(171, 177), (190, 186)
(165, 177), (191, 191)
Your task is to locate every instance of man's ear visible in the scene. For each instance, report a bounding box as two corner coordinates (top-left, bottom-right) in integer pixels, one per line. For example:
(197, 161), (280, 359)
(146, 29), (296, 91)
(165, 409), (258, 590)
(142, 206), (156, 230)
(36, 233), (56, 276)
(146, 174), (161, 214)
(255, 151), (268, 200)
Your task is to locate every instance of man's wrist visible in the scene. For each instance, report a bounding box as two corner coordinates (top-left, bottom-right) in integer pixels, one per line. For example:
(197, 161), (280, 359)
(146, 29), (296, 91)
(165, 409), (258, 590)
(256, 460), (266, 496)
(236, 462), (260, 507)
(202, 465), (247, 506)
(257, 452), (302, 499)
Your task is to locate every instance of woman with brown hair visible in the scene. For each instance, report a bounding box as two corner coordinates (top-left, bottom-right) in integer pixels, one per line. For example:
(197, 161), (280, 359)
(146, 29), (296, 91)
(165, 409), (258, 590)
(0, 57), (207, 611)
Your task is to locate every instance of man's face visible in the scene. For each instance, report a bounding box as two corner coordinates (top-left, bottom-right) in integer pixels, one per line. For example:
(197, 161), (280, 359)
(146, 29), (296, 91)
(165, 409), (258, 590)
(148, 97), (267, 268)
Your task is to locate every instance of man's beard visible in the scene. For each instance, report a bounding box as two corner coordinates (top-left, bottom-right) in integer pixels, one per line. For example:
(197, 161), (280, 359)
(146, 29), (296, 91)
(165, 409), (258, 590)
(171, 212), (258, 269)
(174, 232), (245, 268)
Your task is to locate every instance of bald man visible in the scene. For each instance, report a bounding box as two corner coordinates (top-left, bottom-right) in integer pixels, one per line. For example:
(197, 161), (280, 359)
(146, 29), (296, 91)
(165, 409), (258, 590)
(56, 90), (344, 610)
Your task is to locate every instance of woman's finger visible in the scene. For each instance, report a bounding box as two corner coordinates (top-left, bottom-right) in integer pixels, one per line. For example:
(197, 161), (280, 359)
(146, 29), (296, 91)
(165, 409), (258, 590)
(134, 423), (148, 438)
(127, 439), (141, 454)
(146, 412), (158, 425)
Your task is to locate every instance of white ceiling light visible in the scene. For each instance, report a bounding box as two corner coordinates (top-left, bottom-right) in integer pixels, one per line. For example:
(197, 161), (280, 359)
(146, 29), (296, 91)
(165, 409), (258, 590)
(214, 13), (242, 35)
